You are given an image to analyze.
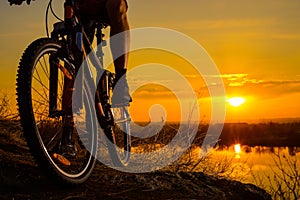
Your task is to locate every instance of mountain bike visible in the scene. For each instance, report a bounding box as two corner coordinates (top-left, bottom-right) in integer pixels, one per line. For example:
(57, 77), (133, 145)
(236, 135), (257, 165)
(16, 0), (131, 184)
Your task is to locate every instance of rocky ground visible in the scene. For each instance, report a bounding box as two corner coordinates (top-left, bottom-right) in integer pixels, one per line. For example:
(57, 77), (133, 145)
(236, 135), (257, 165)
(0, 120), (271, 200)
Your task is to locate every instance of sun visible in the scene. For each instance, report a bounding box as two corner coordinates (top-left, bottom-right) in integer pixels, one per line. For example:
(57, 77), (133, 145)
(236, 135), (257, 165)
(234, 144), (241, 154)
(227, 97), (246, 107)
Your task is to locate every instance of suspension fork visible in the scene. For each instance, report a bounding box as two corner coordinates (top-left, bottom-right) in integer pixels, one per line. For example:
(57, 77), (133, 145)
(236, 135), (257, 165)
(49, 52), (75, 118)
(49, 54), (59, 117)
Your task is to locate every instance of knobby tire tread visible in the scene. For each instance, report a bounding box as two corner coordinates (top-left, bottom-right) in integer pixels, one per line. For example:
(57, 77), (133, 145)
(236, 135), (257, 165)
(16, 38), (96, 184)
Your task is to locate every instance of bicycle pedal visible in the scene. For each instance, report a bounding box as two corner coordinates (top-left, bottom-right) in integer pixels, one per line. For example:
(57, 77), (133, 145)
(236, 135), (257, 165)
(53, 153), (71, 166)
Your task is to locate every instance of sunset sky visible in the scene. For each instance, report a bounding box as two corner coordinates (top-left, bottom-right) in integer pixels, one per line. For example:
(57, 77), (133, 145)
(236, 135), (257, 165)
(1, 0), (300, 123)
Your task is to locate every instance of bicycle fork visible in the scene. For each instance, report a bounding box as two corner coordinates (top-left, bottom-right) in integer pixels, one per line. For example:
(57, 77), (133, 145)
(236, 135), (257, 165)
(48, 53), (79, 118)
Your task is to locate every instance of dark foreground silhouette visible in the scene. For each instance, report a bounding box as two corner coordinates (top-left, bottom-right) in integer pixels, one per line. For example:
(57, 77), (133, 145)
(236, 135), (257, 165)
(0, 120), (271, 200)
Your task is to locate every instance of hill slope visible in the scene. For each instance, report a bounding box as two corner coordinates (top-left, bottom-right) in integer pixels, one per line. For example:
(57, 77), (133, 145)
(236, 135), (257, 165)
(0, 120), (271, 200)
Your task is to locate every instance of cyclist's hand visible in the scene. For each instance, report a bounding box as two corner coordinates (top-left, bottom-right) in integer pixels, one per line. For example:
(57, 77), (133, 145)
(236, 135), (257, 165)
(9, 0), (32, 5)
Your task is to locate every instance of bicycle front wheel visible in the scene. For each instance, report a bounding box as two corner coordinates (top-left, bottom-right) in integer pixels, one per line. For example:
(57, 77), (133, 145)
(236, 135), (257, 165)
(16, 38), (97, 184)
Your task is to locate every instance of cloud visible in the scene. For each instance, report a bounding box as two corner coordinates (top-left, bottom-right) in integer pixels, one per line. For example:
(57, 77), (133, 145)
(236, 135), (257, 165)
(128, 72), (300, 102)
(223, 74), (300, 99)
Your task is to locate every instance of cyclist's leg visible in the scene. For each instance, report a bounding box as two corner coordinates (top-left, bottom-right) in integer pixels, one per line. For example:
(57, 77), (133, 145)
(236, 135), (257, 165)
(106, 0), (129, 74)
(106, 0), (131, 106)
(61, 77), (76, 157)
(60, 43), (84, 158)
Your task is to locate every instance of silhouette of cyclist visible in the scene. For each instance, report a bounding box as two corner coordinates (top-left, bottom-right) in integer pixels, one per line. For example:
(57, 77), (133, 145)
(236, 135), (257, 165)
(9, 0), (131, 158)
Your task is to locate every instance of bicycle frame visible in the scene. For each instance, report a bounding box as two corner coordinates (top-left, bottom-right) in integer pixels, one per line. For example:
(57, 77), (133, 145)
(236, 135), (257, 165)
(48, 0), (113, 125)
(15, 0), (132, 182)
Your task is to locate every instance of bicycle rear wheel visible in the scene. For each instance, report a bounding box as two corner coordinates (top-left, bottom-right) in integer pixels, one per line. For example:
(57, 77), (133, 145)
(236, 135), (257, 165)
(16, 38), (97, 184)
(105, 106), (131, 167)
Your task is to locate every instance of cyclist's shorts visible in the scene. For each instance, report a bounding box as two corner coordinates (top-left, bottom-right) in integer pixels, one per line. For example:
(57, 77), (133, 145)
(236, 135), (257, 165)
(77, 0), (128, 25)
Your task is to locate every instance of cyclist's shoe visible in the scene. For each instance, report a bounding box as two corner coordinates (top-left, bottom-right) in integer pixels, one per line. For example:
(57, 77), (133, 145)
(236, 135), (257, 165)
(60, 143), (76, 159)
(60, 122), (76, 159)
(112, 76), (132, 107)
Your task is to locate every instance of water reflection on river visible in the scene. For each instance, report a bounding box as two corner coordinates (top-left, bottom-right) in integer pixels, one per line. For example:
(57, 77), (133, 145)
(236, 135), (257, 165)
(209, 145), (300, 184)
(131, 143), (300, 186)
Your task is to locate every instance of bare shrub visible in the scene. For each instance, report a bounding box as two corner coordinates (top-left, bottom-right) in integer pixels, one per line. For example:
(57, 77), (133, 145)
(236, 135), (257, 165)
(167, 145), (250, 182)
(0, 92), (18, 120)
(252, 151), (300, 200)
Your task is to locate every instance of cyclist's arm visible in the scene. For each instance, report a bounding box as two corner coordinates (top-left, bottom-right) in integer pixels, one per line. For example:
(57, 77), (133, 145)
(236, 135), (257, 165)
(8, 0), (32, 5)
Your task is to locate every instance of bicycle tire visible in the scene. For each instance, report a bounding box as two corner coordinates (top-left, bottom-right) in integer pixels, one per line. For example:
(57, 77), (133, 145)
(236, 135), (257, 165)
(16, 38), (98, 184)
(103, 106), (131, 167)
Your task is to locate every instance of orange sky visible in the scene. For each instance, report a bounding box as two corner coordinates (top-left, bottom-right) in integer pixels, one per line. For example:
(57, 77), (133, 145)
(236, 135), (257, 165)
(1, 1), (300, 123)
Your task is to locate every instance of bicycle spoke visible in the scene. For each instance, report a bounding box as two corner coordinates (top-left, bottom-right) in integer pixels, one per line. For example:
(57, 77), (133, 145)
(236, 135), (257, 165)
(32, 87), (49, 102)
(33, 67), (49, 98)
(32, 74), (50, 92)
(32, 98), (47, 107)
(46, 129), (61, 150)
